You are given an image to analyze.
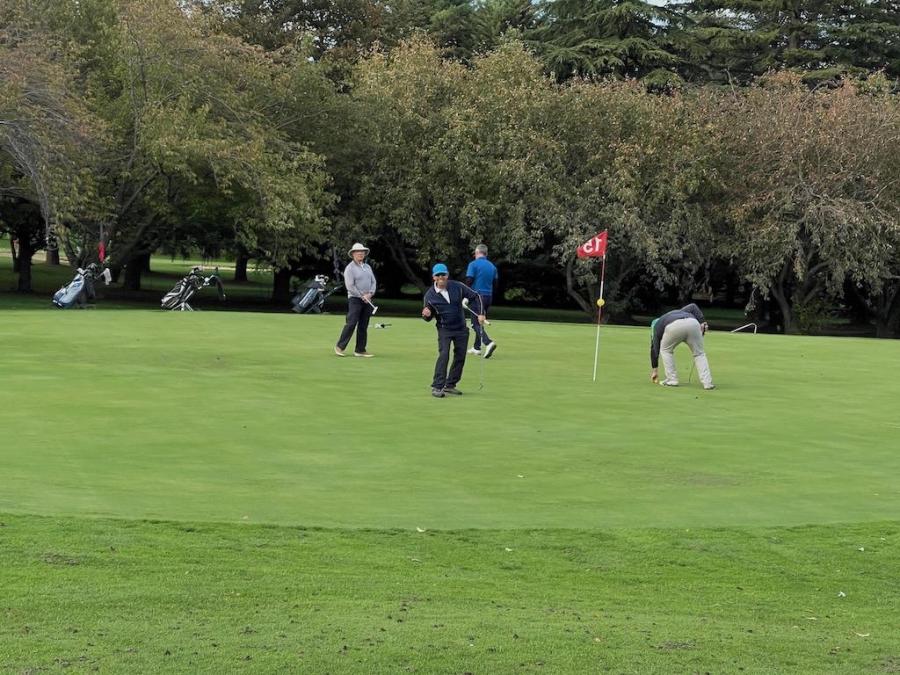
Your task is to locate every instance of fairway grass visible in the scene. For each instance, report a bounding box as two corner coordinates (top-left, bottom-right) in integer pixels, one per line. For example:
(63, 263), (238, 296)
(2, 309), (899, 672)
(3, 516), (898, 673)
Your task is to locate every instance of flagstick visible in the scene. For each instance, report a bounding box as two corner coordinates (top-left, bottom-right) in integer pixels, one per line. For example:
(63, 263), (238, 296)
(592, 253), (607, 382)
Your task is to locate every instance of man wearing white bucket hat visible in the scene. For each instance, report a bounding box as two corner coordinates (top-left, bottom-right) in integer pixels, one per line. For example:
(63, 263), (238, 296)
(335, 242), (377, 357)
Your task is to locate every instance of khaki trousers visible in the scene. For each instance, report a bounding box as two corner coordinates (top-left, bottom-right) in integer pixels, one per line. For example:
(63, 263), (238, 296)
(660, 318), (713, 387)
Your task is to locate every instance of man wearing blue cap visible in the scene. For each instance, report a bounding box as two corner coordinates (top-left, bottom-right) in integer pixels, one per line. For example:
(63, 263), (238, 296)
(422, 263), (485, 397)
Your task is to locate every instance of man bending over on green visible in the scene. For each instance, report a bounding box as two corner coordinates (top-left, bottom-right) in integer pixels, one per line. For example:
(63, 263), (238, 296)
(649, 303), (715, 390)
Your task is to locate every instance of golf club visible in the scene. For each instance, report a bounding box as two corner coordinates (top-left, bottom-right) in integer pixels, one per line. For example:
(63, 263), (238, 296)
(478, 350), (486, 390)
(374, 323), (392, 329)
(363, 296), (379, 315)
(461, 298), (491, 325)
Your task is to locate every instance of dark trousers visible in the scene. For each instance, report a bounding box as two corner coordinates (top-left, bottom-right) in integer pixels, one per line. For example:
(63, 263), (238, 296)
(470, 293), (492, 349)
(336, 297), (373, 352)
(432, 328), (468, 390)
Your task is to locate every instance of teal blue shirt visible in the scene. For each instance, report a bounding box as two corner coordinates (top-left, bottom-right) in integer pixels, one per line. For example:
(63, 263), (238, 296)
(465, 257), (497, 295)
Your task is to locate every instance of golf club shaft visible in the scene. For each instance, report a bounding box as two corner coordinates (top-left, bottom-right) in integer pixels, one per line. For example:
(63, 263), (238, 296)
(479, 347), (486, 390)
(463, 303), (491, 326)
(363, 297), (378, 315)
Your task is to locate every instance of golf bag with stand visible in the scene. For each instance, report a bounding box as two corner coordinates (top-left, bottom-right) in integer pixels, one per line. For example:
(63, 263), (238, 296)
(160, 267), (226, 311)
(291, 274), (341, 314)
(52, 263), (112, 308)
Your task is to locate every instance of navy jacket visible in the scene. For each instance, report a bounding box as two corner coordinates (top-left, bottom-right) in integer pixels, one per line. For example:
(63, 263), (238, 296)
(650, 303), (705, 368)
(423, 280), (483, 332)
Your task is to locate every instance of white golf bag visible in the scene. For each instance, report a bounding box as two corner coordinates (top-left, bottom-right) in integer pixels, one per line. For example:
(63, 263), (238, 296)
(52, 264), (112, 309)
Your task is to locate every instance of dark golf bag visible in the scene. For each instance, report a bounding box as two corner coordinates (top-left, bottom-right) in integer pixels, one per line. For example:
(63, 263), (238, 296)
(291, 274), (341, 314)
(161, 267), (226, 311)
(52, 263), (112, 309)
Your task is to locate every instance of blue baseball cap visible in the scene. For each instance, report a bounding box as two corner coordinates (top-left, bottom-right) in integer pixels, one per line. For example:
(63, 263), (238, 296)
(432, 263), (449, 276)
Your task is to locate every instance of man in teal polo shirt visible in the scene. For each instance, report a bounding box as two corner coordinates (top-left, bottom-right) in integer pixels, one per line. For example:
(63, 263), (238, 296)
(464, 244), (498, 358)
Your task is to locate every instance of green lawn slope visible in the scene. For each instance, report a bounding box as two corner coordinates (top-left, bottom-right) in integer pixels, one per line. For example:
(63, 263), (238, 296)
(1, 309), (898, 672)
(1, 312), (897, 529)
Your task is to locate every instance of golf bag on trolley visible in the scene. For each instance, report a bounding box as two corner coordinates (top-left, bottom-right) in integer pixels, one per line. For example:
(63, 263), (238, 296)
(160, 267), (226, 311)
(291, 274), (341, 314)
(52, 263), (112, 309)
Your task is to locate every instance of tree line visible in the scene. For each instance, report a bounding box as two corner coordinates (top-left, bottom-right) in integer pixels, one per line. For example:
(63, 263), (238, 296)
(1, 0), (899, 334)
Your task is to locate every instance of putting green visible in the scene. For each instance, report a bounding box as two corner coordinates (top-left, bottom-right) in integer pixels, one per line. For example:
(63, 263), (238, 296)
(1, 309), (897, 529)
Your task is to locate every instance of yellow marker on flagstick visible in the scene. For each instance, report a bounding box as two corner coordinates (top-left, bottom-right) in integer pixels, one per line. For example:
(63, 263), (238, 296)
(576, 229), (609, 383)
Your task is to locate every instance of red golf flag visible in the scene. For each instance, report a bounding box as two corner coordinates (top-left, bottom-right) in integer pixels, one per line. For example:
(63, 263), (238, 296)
(98, 241), (106, 262)
(577, 230), (608, 258)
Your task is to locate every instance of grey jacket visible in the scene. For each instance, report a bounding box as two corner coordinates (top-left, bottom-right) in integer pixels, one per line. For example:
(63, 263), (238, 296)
(650, 303), (705, 368)
(343, 262), (376, 299)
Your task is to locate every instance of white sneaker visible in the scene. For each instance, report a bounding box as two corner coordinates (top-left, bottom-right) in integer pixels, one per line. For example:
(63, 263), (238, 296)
(467, 348), (482, 355)
(483, 342), (497, 359)
(660, 379), (679, 387)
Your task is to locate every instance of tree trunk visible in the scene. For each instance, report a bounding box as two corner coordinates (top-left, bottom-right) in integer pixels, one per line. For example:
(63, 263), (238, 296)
(724, 273), (738, 306)
(769, 283), (795, 334)
(234, 254), (249, 282)
(874, 320), (898, 339)
(564, 257), (593, 316)
(874, 283), (900, 338)
(55, 227), (80, 266)
(384, 235), (426, 291)
(123, 262), (142, 291)
(745, 289), (776, 332)
(770, 261), (795, 333)
(272, 267), (293, 305)
(123, 252), (150, 291)
(843, 281), (872, 325)
(678, 268), (699, 305)
(45, 224), (62, 265)
(10, 237), (19, 273)
(16, 239), (35, 293)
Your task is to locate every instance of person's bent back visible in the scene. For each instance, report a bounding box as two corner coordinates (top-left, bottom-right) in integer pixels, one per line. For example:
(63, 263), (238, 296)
(649, 303), (714, 390)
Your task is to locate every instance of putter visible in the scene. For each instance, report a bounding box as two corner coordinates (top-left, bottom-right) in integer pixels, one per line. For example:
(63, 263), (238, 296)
(460, 299), (488, 390)
(478, 351), (486, 390)
(374, 323), (392, 329)
(461, 298), (491, 325)
(363, 297), (379, 315)
(688, 361), (695, 384)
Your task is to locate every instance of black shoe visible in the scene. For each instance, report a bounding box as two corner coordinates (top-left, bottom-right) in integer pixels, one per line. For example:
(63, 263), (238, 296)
(483, 342), (497, 359)
(443, 387), (463, 396)
(431, 388), (445, 398)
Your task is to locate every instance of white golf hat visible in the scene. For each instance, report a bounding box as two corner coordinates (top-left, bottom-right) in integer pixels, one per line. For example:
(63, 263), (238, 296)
(348, 242), (369, 256)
